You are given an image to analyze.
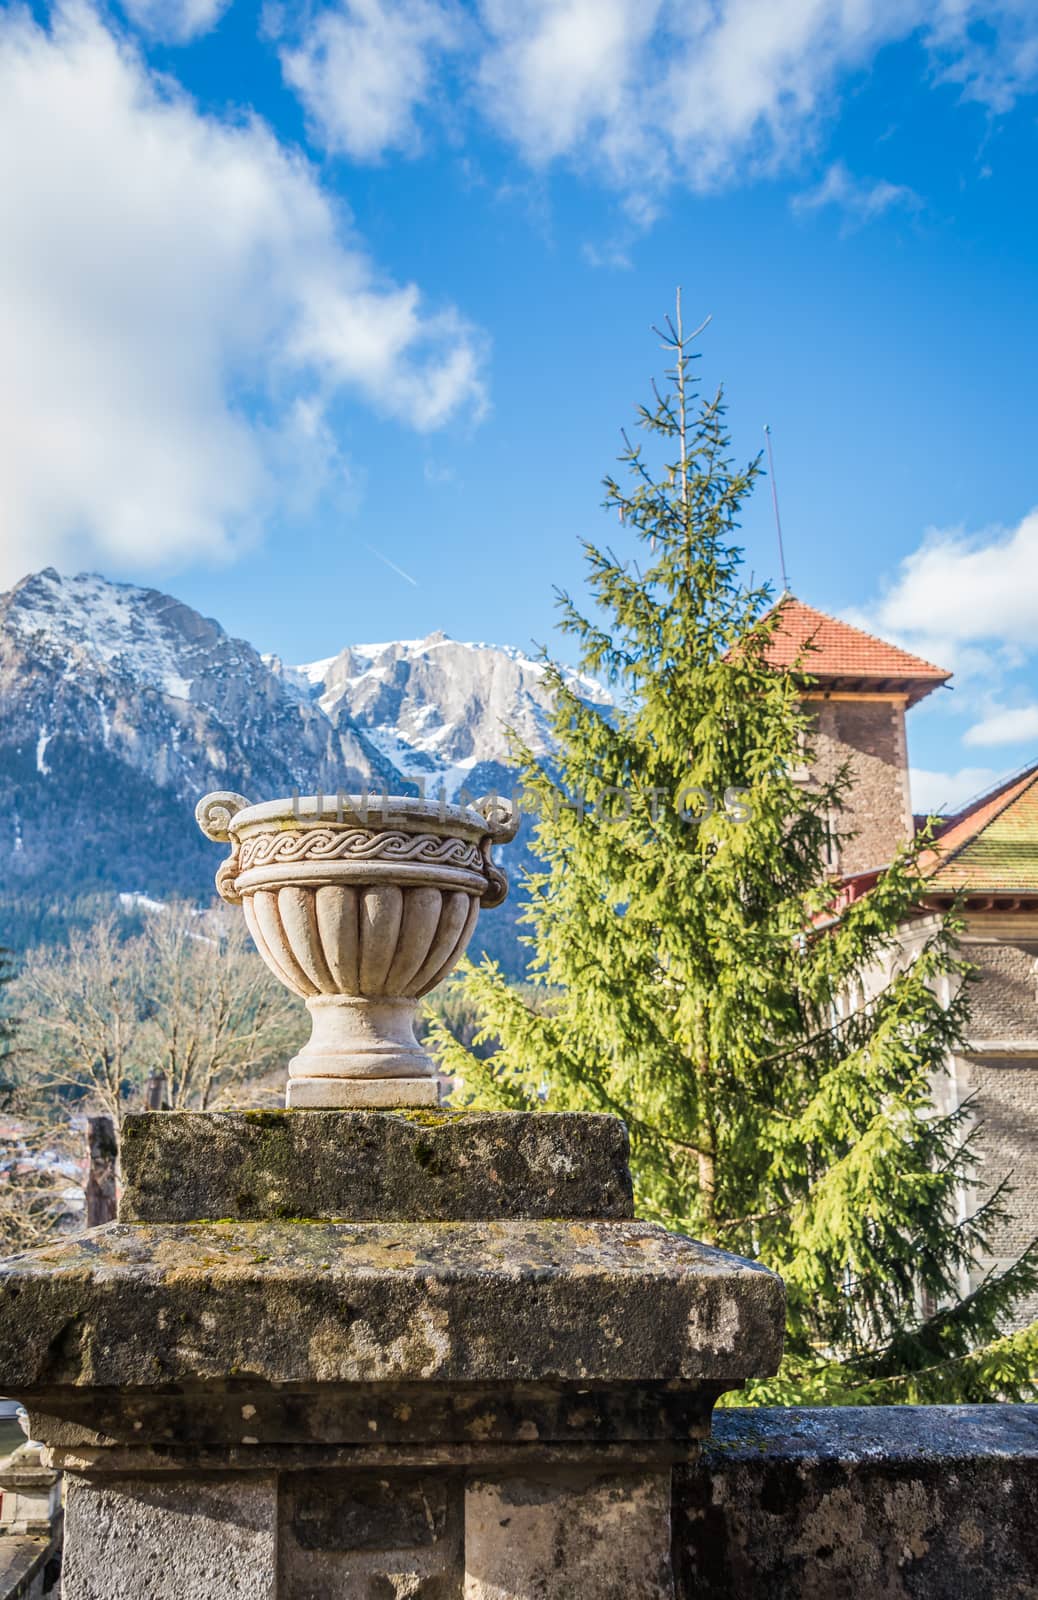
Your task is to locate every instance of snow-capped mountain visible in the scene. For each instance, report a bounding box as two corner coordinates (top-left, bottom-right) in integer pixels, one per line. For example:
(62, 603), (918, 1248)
(275, 632), (609, 803)
(0, 569), (398, 920)
(3, 569), (391, 787)
(0, 569), (607, 968)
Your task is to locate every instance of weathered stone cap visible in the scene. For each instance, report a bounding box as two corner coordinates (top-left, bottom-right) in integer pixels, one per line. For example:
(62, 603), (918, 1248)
(0, 1220), (784, 1389)
(677, 1405), (1038, 1600)
(703, 1403), (1038, 1462)
(119, 1109), (634, 1224)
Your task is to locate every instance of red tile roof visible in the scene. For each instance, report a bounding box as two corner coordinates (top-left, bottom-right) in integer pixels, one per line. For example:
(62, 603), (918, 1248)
(762, 597), (950, 695)
(919, 763), (1038, 895)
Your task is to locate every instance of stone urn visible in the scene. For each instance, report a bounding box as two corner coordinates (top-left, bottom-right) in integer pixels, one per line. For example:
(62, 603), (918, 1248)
(196, 790), (518, 1107)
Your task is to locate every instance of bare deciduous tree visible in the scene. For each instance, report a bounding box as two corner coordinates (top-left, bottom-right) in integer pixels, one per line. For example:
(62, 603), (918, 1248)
(135, 902), (303, 1110)
(0, 902), (305, 1252)
(0, 1113), (83, 1254)
(11, 902), (306, 1137)
(0, 944), (83, 1253)
(13, 916), (142, 1130)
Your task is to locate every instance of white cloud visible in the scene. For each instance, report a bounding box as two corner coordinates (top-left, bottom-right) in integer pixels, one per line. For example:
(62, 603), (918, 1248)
(476, 0), (895, 187)
(874, 510), (1038, 647)
(793, 160), (921, 227)
(120, 0), (231, 43)
(0, 3), (486, 587)
(654, 0), (914, 191)
(927, 0), (1038, 114)
(581, 238), (634, 271)
(278, 1), (1038, 194)
(850, 509), (1038, 788)
(279, 0), (460, 161)
(845, 509), (1038, 723)
(911, 765), (1004, 814)
(476, 0), (661, 177)
(262, 395), (363, 523)
(964, 705), (1038, 747)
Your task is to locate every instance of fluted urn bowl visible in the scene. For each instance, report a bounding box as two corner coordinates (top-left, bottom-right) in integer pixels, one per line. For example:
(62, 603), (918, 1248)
(196, 790), (517, 1107)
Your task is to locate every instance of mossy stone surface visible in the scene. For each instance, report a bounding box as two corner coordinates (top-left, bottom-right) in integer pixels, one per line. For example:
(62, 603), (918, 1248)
(119, 1109), (634, 1224)
(0, 1218), (783, 1391)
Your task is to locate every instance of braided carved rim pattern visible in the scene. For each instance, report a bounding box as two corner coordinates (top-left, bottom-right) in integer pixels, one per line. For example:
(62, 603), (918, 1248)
(237, 828), (485, 872)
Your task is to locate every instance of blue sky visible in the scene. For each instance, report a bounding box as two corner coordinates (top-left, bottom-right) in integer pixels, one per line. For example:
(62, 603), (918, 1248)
(2, 2), (1038, 812)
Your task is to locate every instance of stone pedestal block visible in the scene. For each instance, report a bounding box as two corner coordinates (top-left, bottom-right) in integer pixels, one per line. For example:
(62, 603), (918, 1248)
(62, 1475), (277, 1600)
(0, 1109), (785, 1598)
(279, 1470), (463, 1599)
(464, 1471), (674, 1600)
(118, 1109), (634, 1224)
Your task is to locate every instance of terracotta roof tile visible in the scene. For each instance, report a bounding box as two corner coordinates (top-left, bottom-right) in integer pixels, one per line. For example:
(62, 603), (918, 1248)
(919, 763), (1038, 895)
(763, 597), (951, 687)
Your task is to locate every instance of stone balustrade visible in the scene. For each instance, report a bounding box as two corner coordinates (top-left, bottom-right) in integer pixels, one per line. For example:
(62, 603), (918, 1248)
(677, 1403), (1038, 1598)
(0, 1107), (1033, 1597)
(0, 1108), (782, 1598)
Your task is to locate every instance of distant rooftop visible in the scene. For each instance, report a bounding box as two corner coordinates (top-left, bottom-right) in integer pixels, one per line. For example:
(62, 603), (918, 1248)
(921, 762), (1038, 899)
(762, 596), (951, 706)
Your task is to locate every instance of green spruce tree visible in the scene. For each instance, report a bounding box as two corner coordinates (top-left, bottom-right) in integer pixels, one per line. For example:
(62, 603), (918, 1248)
(432, 300), (1038, 1403)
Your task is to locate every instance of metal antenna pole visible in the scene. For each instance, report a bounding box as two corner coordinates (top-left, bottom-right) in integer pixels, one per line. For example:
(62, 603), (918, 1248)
(763, 424), (789, 594)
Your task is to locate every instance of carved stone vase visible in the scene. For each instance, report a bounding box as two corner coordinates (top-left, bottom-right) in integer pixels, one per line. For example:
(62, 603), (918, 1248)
(196, 791), (517, 1107)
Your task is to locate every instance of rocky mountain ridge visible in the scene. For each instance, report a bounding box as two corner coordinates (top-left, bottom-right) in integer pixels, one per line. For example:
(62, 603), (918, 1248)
(273, 632), (607, 803)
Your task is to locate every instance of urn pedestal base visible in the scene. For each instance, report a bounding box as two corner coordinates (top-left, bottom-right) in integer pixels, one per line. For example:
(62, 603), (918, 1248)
(286, 995), (439, 1109)
(286, 1075), (440, 1108)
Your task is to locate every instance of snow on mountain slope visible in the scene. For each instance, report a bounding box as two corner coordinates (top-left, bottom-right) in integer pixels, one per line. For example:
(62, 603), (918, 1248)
(0, 569), (399, 906)
(6, 569), (204, 701)
(0, 569), (609, 970)
(288, 631), (611, 799)
(1, 568), (393, 787)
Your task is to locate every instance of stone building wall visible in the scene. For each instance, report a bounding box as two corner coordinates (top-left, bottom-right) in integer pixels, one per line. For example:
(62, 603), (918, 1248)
(965, 936), (1038, 1041)
(868, 917), (1038, 1328)
(963, 1053), (1038, 1243)
(955, 928), (1038, 1326)
(804, 695), (913, 875)
(958, 1048), (1038, 1326)
(804, 685), (1038, 1326)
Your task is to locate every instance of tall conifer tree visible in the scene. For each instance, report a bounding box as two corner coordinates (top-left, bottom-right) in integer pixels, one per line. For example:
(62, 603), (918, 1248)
(432, 302), (1038, 1402)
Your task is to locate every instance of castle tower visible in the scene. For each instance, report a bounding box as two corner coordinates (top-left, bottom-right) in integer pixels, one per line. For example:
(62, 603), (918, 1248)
(763, 600), (1038, 1329)
(763, 596), (950, 876)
